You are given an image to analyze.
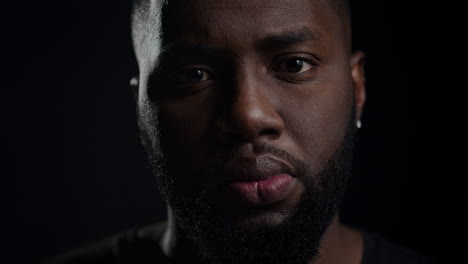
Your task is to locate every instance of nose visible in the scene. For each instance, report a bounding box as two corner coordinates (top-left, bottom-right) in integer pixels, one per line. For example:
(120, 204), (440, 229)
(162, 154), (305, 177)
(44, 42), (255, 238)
(215, 70), (285, 144)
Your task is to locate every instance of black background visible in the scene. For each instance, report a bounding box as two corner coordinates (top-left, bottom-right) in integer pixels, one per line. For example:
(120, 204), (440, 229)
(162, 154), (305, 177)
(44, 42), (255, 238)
(5, 0), (460, 263)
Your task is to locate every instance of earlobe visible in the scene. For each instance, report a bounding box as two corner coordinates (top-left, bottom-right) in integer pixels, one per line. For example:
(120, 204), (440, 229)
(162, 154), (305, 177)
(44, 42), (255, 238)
(130, 76), (139, 103)
(350, 51), (366, 123)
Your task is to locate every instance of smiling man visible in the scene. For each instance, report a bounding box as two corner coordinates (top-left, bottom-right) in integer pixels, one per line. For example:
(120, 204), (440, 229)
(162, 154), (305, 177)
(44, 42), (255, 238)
(47, 0), (435, 263)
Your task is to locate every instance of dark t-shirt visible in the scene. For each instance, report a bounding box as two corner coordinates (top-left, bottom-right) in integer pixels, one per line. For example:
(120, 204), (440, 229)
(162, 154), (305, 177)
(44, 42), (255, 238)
(45, 222), (435, 264)
(360, 231), (435, 264)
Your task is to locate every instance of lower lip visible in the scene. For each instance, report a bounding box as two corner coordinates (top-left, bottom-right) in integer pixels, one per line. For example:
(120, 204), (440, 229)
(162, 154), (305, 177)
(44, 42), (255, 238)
(226, 174), (295, 207)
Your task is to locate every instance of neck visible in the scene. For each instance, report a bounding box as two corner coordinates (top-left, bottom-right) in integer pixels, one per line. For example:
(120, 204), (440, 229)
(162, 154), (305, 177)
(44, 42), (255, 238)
(312, 214), (363, 264)
(160, 207), (363, 264)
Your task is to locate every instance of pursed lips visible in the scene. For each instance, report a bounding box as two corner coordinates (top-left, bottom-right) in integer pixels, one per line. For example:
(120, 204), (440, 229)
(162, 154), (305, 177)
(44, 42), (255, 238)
(221, 154), (297, 183)
(212, 154), (299, 207)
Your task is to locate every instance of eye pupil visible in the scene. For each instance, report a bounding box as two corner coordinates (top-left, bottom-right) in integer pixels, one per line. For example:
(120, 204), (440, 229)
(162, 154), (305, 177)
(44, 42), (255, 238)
(286, 59), (303, 72)
(187, 69), (204, 82)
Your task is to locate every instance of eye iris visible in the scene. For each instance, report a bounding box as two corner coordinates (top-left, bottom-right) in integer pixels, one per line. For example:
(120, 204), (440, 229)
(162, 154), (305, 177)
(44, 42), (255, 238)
(286, 59), (303, 72)
(187, 69), (204, 82)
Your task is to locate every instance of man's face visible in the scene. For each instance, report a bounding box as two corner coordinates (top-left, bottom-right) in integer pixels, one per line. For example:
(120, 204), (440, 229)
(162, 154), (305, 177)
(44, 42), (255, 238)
(135, 0), (364, 262)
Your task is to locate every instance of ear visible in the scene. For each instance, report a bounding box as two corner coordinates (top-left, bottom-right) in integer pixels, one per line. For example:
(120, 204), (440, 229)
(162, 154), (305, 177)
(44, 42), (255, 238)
(130, 76), (139, 103)
(350, 51), (366, 122)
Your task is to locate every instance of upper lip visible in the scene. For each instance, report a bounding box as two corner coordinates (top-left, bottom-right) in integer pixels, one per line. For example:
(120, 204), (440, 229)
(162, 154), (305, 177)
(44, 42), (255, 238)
(222, 154), (297, 182)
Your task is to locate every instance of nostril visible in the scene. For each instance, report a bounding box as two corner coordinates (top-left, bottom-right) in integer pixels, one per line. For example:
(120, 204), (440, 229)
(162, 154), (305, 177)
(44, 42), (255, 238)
(259, 128), (280, 137)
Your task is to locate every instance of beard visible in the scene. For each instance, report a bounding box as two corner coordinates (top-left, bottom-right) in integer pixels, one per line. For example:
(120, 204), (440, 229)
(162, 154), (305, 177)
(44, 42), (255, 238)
(140, 112), (357, 264)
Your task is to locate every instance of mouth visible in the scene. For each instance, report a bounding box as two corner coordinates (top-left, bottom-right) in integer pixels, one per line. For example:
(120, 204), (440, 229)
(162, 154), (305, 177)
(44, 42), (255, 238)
(216, 155), (299, 208)
(227, 174), (296, 207)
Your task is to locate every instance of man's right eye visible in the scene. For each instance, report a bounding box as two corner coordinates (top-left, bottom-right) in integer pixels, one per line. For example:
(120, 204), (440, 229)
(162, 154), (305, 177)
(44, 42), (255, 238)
(171, 68), (213, 85)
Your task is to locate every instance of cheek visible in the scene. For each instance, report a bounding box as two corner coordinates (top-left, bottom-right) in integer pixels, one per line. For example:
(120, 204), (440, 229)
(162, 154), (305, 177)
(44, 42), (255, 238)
(279, 76), (353, 169)
(157, 92), (216, 157)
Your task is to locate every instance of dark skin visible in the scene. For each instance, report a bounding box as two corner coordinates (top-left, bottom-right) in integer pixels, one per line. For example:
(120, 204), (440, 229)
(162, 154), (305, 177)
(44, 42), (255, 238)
(133, 0), (366, 263)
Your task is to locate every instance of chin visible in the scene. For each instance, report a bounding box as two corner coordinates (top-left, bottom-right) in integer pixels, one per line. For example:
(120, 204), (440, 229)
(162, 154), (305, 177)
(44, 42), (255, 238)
(225, 207), (294, 230)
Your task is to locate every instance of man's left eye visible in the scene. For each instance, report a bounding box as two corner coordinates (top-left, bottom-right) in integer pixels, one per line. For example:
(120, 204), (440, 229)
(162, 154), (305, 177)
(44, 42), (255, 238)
(276, 58), (315, 73)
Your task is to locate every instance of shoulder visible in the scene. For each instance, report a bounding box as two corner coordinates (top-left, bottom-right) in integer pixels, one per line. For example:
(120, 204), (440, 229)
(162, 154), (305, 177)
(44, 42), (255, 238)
(361, 231), (437, 264)
(44, 222), (168, 264)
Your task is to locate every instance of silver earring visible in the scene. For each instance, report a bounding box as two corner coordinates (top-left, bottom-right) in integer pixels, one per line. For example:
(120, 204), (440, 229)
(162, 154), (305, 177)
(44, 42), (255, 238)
(130, 77), (139, 87)
(356, 120), (362, 129)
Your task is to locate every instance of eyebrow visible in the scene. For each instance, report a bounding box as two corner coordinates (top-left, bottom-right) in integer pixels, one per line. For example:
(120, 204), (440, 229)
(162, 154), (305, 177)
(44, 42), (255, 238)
(151, 44), (228, 76)
(158, 44), (226, 62)
(254, 27), (322, 52)
(155, 27), (321, 68)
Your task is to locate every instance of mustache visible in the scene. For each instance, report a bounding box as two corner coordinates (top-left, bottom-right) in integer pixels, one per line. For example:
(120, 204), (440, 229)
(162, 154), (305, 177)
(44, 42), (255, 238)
(210, 143), (312, 180)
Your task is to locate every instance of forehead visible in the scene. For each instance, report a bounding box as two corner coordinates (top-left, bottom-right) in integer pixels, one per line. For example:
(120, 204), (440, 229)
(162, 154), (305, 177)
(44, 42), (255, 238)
(134, 0), (345, 67)
(162, 0), (337, 43)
